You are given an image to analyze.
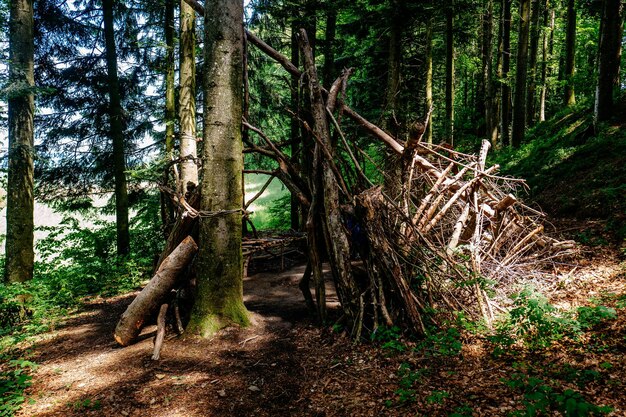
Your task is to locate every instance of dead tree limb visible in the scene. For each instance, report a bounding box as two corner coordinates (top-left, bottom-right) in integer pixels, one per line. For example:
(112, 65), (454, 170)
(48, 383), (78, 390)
(115, 236), (198, 346)
(151, 303), (169, 360)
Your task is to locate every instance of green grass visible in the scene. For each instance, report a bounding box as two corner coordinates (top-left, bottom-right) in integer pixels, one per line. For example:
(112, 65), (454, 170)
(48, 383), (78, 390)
(244, 173), (291, 230)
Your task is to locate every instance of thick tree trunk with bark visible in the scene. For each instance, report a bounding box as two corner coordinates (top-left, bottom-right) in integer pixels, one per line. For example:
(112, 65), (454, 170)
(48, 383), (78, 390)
(5, 0), (35, 283)
(564, 0), (576, 106)
(103, 0), (130, 255)
(186, 0), (250, 337)
(179, 0), (199, 191)
(512, 0), (531, 148)
(594, 0), (623, 124)
(115, 236), (198, 346)
(500, 0), (512, 146)
(445, 0), (455, 144)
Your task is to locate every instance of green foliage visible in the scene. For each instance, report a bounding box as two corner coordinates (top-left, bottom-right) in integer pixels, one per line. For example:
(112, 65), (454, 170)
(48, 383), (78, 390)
(371, 325), (406, 352)
(449, 404), (474, 417)
(493, 106), (626, 241)
(489, 288), (580, 353)
(69, 398), (101, 411)
(576, 306), (616, 329)
(264, 193), (291, 230)
(389, 362), (430, 406)
(0, 357), (37, 416)
(0, 194), (161, 347)
(426, 390), (450, 405)
(417, 327), (462, 357)
(503, 373), (613, 417)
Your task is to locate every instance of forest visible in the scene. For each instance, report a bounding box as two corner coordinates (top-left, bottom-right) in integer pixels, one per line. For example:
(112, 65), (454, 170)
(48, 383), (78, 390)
(0, 0), (625, 415)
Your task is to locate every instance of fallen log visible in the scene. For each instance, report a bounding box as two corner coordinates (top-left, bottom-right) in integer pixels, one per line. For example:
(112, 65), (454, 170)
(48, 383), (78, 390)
(114, 236), (198, 346)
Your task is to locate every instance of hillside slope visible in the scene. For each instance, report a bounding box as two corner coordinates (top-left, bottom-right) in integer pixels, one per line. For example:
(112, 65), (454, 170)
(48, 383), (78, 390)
(494, 104), (626, 241)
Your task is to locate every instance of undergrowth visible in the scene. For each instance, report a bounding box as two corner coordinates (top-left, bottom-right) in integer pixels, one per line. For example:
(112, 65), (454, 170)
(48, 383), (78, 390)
(0, 193), (161, 415)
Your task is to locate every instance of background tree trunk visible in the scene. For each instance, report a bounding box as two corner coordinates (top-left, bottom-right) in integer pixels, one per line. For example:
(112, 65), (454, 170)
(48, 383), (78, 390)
(179, 0), (199, 190)
(483, 0), (498, 146)
(5, 0), (35, 283)
(165, 0), (175, 157)
(322, 5), (337, 88)
(425, 15), (434, 144)
(594, 0), (623, 124)
(186, 0), (250, 337)
(500, 0), (512, 146)
(103, 0), (130, 255)
(563, 0), (576, 106)
(290, 20), (301, 231)
(445, 0), (455, 144)
(539, 4), (554, 122)
(526, 0), (542, 126)
(512, 0), (530, 148)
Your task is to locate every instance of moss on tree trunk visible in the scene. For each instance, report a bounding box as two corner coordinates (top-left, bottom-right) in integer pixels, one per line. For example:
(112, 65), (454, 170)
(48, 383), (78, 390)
(186, 0), (250, 337)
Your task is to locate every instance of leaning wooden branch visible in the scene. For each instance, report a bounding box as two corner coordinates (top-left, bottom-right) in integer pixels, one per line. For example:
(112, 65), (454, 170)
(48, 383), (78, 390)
(114, 236), (198, 347)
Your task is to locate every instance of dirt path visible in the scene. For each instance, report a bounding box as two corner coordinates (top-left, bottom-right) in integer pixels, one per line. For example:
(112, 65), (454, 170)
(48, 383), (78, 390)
(15, 248), (626, 417)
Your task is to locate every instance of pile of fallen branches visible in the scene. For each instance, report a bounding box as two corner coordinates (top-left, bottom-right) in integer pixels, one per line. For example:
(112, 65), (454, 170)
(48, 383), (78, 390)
(239, 28), (576, 337)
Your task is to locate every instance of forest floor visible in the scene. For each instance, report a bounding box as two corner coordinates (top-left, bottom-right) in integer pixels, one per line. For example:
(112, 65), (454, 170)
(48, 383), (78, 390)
(12, 224), (626, 417)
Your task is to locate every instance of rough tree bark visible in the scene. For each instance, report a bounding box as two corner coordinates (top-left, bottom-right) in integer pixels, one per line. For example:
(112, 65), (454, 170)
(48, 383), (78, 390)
(103, 0), (130, 255)
(563, 0), (576, 106)
(186, 0), (250, 337)
(512, 0), (531, 148)
(5, 0), (35, 283)
(179, 0), (199, 190)
(115, 236), (198, 346)
(594, 0), (623, 125)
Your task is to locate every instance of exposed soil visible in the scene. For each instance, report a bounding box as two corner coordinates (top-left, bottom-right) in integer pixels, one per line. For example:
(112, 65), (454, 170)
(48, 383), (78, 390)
(13, 241), (626, 417)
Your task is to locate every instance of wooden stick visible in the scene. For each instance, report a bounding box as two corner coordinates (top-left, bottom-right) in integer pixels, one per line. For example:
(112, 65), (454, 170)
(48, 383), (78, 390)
(152, 303), (169, 360)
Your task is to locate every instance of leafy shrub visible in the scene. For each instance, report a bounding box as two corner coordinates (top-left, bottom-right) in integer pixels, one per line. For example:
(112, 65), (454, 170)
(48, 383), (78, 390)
(264, 193), (292, 230)
(489, 288), (580, 353)
(576, 306), (616, 329)
(418, 327), (463, 357)
(503, 373), (613, 416)
(371, 325), (406, 352)
(0, 358), (37, 416)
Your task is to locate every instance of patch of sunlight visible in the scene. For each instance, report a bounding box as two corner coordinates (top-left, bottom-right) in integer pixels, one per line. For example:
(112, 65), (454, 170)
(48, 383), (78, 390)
(563, 118), (584, 135)
(243, 173), (290, 229)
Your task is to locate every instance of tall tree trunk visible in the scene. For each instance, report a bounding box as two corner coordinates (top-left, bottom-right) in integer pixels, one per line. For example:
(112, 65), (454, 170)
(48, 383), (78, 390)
(382, 0), (403, 197)
(539, 4), (554, 121)
(445, 0), (455, 144)
(500, 0), (512, 146)
(103, 0), (130, 255)
(322, 5), (336, 88)
(290, 20), (301, 231)
(526, 0), (542, 125)
(179, 0), (198, 190)
(186, 0), (249, 337)
(165, 0), (175, 157)
(563, 0), (576, 106)
(425, 15), (434, 144)
(160, 0), (176, 237)
(594, 0), (623, 124)
(5, 0), (35, 283)
(512, 0), (531, 148)
(483, 0), (498, 146)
